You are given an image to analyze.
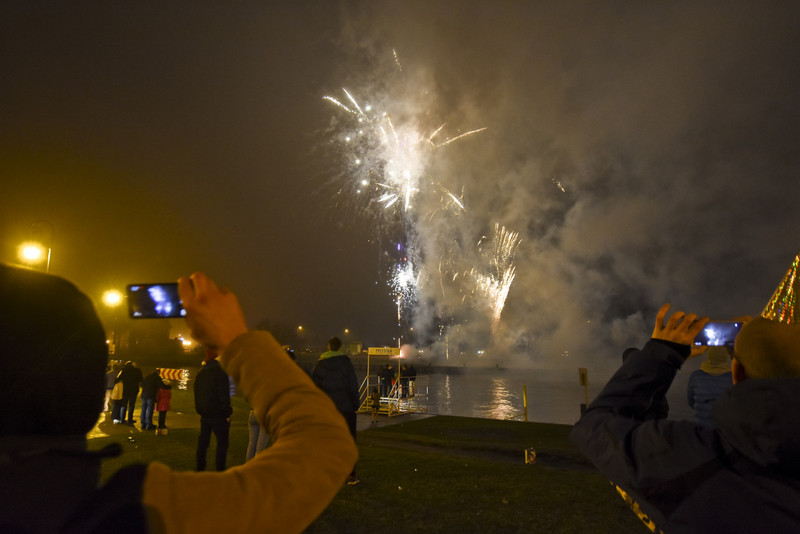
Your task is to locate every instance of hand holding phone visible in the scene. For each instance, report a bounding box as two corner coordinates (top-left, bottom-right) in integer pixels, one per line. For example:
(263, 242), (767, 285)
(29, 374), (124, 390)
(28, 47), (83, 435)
(127, 283), (185, 319)
(178, 272), (248, 352)
(693, 321), (743, 346)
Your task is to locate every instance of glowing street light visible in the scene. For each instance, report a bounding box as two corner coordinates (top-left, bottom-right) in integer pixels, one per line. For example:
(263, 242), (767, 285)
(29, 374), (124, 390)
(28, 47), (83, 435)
(18, 221), (54, 272)
(102, 289), (123, 308)
(18, 241), (51, 271)
(103, 289), (123, 355)
(19, 242), (44, 261)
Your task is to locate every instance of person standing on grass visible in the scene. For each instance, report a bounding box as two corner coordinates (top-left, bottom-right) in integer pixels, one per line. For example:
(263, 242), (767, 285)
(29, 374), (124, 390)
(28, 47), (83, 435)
(140, 368), (164, 431)
(312, 336), (360, 485)
(115, 360), (142, 426)
(103, 363), (116, 412)
(194, 349), (233, 471)
(156, 379), (172, 433)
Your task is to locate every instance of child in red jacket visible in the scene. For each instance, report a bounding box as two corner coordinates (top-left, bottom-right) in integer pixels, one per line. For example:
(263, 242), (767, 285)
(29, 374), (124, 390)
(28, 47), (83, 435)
(156, 379), (172, 434)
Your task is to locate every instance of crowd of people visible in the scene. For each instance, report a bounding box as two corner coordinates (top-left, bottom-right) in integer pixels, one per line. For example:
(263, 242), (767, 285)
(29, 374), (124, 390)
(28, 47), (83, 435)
(2, 252), (798, 532)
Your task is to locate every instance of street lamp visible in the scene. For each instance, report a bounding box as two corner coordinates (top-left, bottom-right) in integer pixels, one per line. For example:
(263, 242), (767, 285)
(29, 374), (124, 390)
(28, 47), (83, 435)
(18, 241), (51, 272)
(18, 220), (54, 272)
(103, 289), (124, 355)
(103, 289), (123, 307)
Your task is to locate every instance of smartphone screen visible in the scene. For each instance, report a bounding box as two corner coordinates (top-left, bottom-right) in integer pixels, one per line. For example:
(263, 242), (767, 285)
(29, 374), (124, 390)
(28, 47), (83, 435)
(127, 283), (185, 319)
(693, 321), (743, 346)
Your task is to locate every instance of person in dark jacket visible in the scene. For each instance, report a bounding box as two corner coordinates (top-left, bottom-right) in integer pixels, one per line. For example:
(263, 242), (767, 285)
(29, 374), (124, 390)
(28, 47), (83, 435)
(378, 364), (392, 396)
(571, 304), (800, 533)
(622, 347), (669, 420)
(194, 350), (233, 471)
(115, 360), (143, 425)
(686, 346), (733, 428)
(312, 336), (360, 485)
(140, 369), (164, 430)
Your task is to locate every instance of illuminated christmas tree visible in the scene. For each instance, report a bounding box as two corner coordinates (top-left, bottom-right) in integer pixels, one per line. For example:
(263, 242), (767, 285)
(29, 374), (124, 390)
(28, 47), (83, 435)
(762, 253), (799, 325)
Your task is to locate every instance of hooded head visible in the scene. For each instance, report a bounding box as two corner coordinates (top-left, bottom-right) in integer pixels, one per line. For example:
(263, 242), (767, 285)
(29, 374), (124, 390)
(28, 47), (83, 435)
(0, 264), (108, 436)
(734, 317), (800, 380)
(700, 346), (732, 375)
(328, 337), (342, 351)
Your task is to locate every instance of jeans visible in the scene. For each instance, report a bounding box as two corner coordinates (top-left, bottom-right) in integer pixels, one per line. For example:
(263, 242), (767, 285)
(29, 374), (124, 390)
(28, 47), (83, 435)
(112, 399), (125, 422)
(196, 416), (230, 471)
(140, 398), (156, 428)
(246, 410), (270, 461)
(120, 393), (138, 423)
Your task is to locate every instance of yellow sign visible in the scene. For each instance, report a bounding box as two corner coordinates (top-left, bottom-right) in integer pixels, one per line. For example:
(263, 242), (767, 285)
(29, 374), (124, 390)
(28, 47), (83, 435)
(368, 347), (401, 356)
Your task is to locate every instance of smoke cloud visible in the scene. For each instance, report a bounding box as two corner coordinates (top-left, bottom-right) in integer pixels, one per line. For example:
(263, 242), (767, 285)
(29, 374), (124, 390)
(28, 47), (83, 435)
(329, 1), (800, 366)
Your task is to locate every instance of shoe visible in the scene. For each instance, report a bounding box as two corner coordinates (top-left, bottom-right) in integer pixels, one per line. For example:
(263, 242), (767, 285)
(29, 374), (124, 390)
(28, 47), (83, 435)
(126, 421), (135, 426)
(346, 476), (360, 486)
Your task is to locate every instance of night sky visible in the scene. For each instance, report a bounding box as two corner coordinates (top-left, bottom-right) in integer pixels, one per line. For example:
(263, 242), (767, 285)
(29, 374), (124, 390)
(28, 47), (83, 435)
(2, 2), (798, 366)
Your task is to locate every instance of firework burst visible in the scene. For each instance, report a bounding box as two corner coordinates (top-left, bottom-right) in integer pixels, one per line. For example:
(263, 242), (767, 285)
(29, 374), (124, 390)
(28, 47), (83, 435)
(323, 88), (485, 216)
(324, 52), (520, 349)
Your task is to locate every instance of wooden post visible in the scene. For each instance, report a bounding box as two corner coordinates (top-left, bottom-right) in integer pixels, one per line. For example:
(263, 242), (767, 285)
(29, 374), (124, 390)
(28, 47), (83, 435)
(579, 368), (589, 414)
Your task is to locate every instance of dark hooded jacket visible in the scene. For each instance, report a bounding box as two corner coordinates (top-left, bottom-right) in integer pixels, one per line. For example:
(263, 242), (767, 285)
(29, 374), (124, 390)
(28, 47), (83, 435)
(571, 339), (800, 533)
(115, 363), (142, 398)
(311, 351), (359, 414)
(194, 359), (232, 419)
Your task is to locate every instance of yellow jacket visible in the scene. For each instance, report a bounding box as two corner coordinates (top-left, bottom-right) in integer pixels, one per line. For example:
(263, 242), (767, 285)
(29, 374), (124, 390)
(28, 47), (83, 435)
(142, 331), (358, 533)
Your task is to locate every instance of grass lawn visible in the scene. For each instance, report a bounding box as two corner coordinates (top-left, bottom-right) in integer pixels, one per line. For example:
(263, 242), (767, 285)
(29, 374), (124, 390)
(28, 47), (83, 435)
(308, 416), (647, 533)
(90, 391), (647, 533)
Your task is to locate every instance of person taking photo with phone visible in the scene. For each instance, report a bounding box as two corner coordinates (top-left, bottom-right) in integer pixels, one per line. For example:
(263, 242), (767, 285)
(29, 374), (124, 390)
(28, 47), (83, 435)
(0, 264), (357, 533)
(571, 303), (800, 532)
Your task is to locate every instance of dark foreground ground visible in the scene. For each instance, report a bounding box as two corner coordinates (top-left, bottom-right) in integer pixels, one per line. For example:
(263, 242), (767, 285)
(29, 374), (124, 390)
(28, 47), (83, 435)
(90, 389), (646, 534)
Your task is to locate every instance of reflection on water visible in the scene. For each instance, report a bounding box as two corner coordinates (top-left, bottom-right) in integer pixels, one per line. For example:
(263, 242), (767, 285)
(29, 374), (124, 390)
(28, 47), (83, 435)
(423, 367), (696, 425)
(486, 378), (517, 420)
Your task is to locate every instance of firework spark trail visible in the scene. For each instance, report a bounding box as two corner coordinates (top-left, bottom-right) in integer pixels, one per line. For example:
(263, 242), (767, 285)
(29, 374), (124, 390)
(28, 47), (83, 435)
(434, 127), (488, 148)
(474, 224), (521, 332)
(472, 267), (517, 331)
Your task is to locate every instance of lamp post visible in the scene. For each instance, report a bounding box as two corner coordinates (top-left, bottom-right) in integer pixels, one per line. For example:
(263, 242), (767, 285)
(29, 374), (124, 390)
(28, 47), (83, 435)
(103, 289), (123, 356)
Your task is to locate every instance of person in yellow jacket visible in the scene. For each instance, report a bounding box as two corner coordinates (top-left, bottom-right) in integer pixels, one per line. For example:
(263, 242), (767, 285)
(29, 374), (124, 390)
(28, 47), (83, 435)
(0, 265), (358, 533)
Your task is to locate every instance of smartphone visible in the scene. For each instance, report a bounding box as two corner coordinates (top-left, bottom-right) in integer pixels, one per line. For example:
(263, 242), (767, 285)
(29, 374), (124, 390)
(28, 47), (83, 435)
(693, 321), (743, 346)
(126, 283), (185, 319)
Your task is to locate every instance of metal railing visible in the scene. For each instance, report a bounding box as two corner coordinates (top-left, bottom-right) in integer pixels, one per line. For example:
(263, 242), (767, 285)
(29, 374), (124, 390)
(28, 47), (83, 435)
(358, 374), (428, 416)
